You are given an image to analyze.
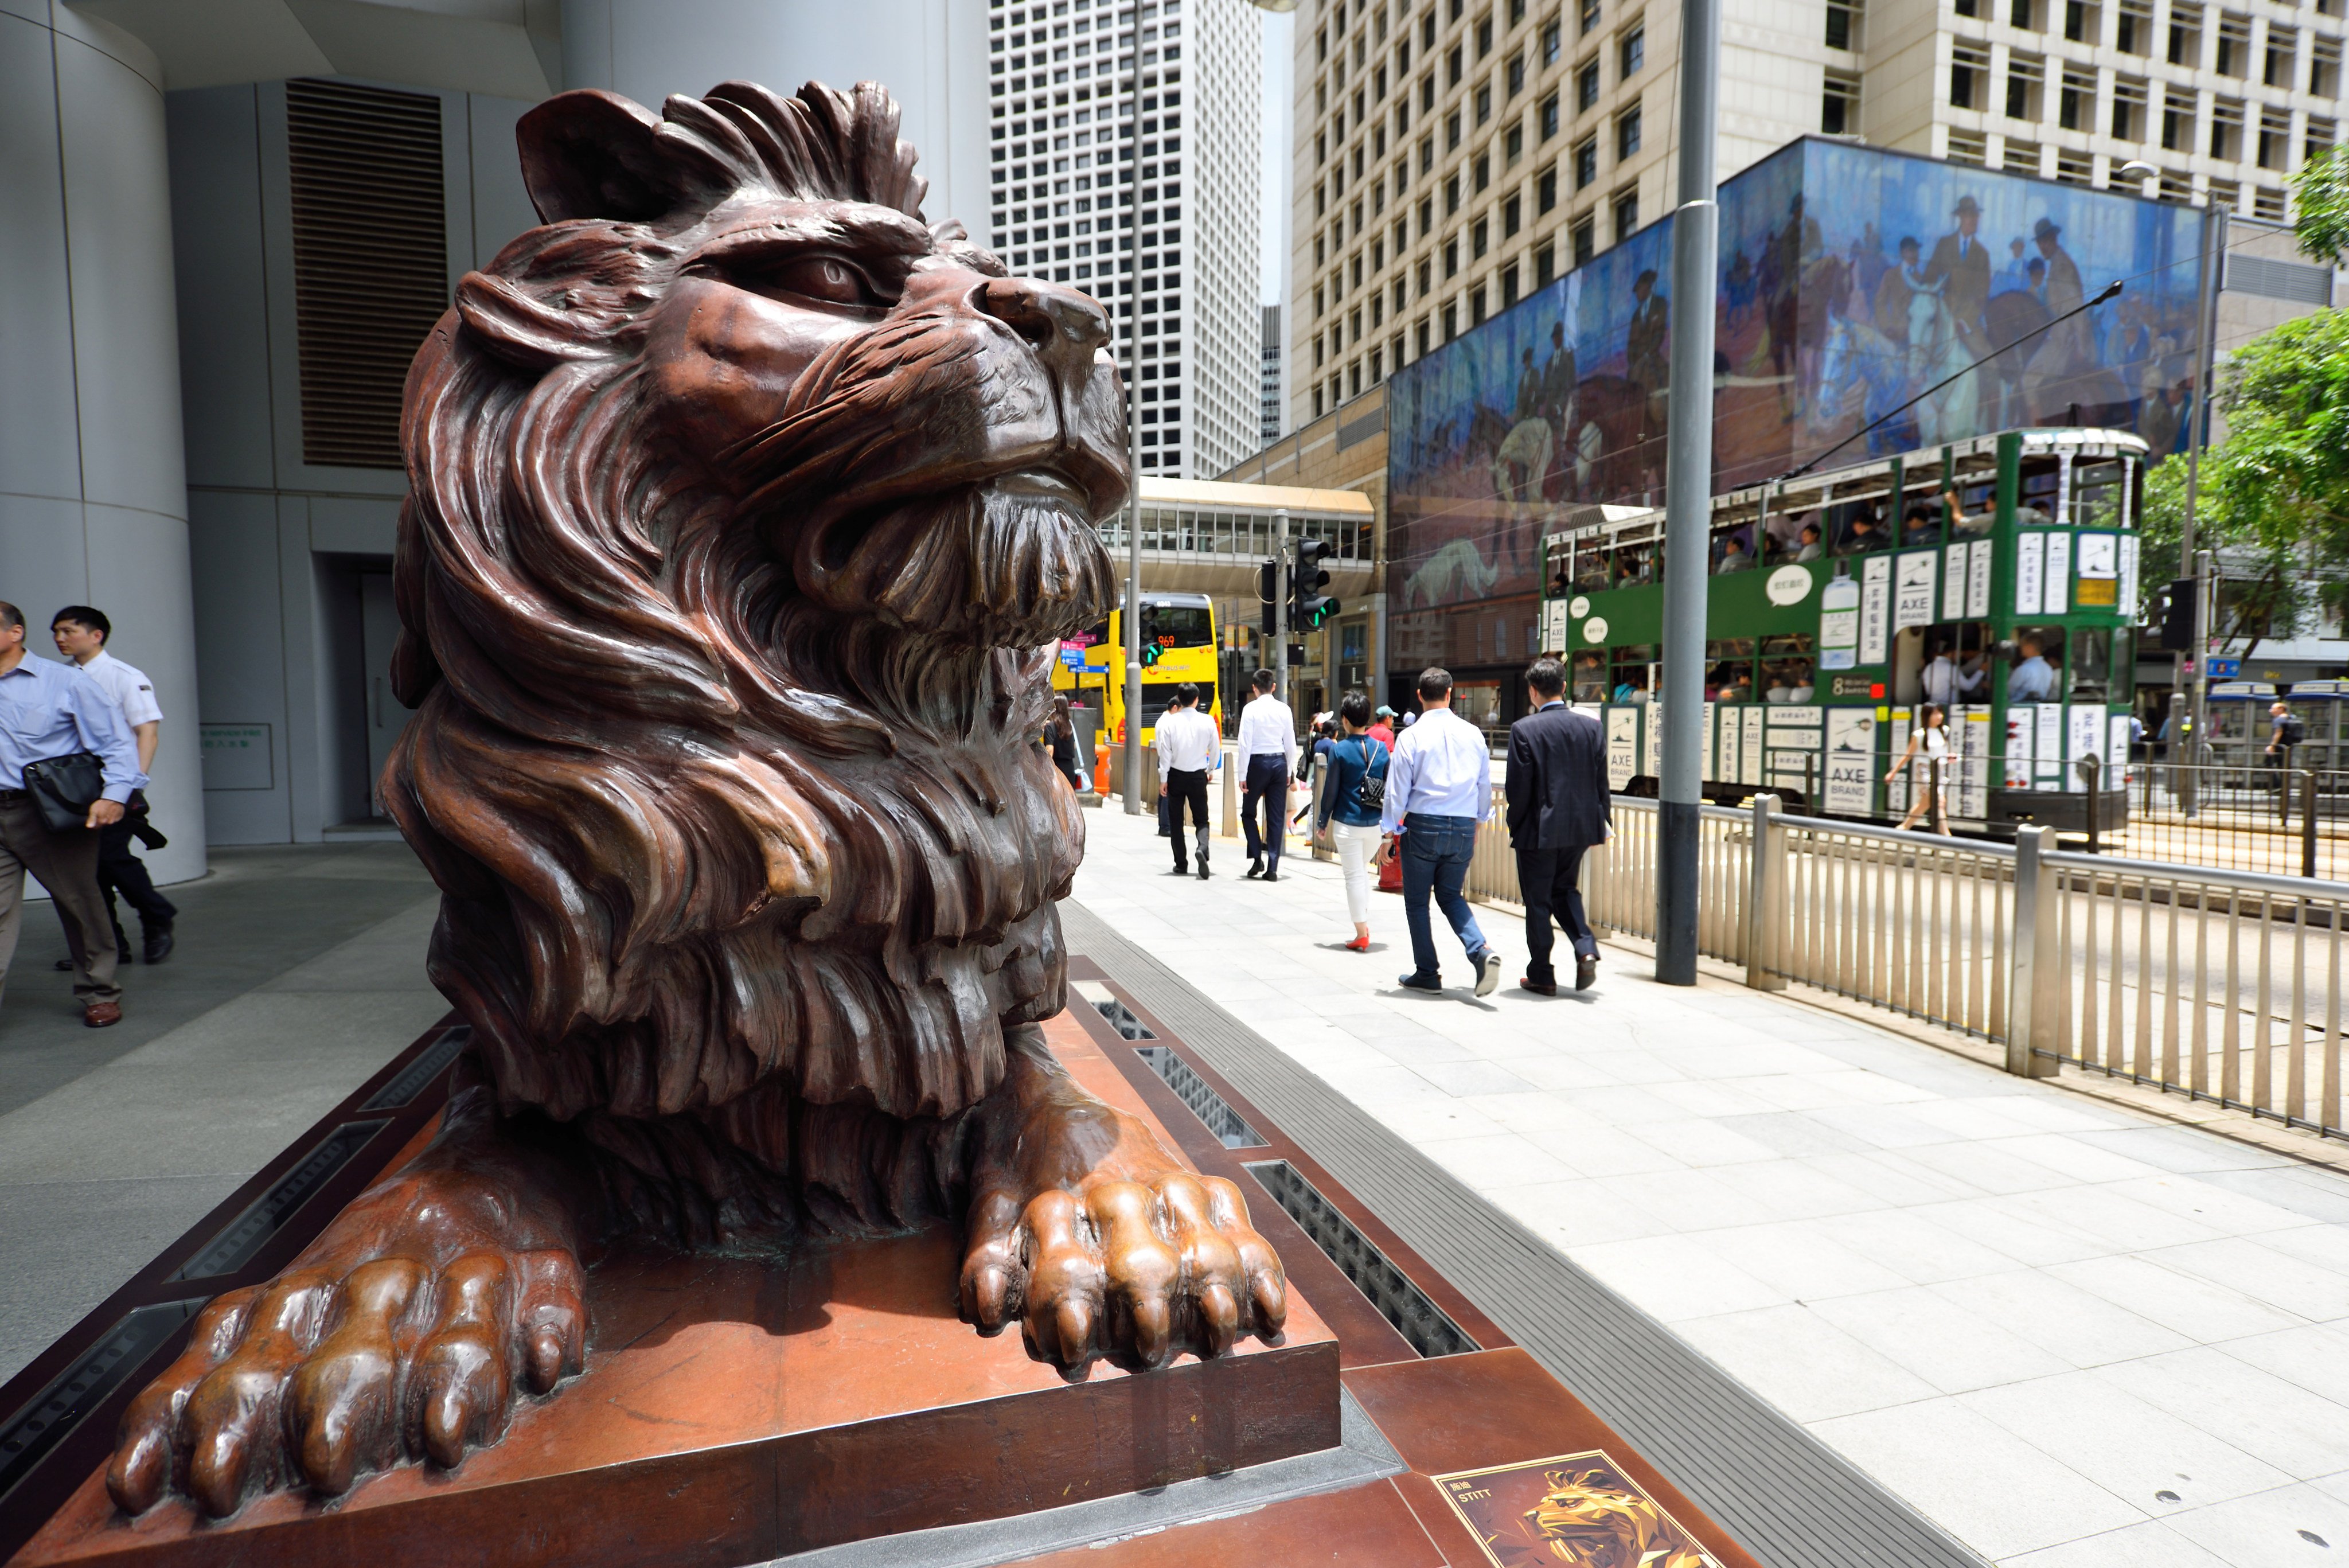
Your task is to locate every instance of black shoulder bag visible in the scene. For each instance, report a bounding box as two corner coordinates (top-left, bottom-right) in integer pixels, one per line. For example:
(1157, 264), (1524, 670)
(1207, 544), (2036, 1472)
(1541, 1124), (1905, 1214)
(24, 752), (106, 833)
(1352, 737), (1388, 812)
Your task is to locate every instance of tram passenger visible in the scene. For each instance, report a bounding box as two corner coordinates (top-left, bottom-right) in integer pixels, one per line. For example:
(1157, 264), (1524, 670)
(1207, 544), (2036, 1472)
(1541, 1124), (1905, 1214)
(1794, 522), (1824, 563)
(1764, 672), (1797, 703)
(1944, 487), (1993, 535)
(2008, 634), (2058, 703)
(1716, 533), (1755, 573)
(1901, 505), (1940, 547)
(1842, 509), (1888, 553)
(1786, 662), (1816, 703)
(1922, 643), (1986, 707)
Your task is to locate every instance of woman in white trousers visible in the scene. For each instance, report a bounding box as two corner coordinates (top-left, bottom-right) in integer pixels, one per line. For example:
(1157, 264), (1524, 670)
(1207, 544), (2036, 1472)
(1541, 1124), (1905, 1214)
(1316, 692), (1391, 952)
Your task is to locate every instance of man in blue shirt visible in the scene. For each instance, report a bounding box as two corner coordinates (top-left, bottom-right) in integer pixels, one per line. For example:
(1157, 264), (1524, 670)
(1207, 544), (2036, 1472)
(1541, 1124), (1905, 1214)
(0, 602), (145, 1026)
(2008, 634), (2057, 704)
(1379, 666), (1501, 996)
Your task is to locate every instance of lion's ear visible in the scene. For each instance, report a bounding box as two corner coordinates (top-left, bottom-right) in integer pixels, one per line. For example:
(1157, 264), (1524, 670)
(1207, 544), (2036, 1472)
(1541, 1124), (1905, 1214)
(518, 89), (720, 224)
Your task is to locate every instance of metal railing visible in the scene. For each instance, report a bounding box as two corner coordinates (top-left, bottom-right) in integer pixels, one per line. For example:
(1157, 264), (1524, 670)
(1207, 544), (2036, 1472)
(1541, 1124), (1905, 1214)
(2121, 760), (2349, 880)
(2029, 847), (2349, 1137)
(1450, 783), (2349, 1143)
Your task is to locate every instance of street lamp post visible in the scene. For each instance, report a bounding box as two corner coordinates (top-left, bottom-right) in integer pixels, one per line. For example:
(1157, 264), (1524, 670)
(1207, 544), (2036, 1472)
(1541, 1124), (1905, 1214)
(1654, 0), (1722, 985)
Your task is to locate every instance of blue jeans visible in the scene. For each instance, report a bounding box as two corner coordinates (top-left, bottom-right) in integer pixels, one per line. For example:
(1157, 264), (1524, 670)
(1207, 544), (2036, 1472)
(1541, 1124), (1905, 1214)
(1399, 816), (1489, 979)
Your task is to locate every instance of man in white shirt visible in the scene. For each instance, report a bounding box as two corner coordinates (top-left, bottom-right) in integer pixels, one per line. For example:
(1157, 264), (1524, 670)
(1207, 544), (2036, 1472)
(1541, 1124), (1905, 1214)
(1921, 643), (1984, 709)
(1153, 683), (1221, 880)
(1379, 666), (1501, 996)
(50, 607), (177, 964)
(1235, 669), (1298, 881)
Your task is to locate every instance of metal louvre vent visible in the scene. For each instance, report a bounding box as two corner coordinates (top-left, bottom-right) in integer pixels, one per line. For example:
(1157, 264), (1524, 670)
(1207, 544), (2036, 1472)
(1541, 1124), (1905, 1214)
(2225, 252), (2334, 307)
(286, 79), (448, 470)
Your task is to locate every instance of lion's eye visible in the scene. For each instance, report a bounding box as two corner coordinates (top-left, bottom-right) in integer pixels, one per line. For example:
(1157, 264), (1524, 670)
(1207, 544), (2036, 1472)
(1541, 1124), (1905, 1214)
(768, 255), (874, 307)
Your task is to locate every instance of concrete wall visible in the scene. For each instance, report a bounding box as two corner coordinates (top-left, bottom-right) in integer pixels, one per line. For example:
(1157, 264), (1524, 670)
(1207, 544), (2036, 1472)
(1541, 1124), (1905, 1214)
(557, 0), (993, 247)
(168, 77), (540, 842)
(0, 1), (206, 883)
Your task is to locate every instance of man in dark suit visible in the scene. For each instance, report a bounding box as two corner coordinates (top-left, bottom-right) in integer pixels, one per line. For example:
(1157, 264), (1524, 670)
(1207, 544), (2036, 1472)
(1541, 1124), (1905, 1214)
(1922, 194), (1992, 358)
(1505, 656), (1611, 994)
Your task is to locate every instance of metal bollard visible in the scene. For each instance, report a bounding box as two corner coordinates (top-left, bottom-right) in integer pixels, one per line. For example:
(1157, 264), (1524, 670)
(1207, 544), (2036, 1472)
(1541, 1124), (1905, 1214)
(2305, 769), (2320, 880)
(1746, 793), (1786, 991)
(2081, 754), (2101, 855)
(2006, 825), (2059, 1078)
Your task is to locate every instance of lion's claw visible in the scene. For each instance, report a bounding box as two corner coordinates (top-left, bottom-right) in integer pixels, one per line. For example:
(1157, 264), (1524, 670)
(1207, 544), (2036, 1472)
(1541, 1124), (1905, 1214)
(964, 1168), (1286, 1374)
(106, 1242), (586, 1518)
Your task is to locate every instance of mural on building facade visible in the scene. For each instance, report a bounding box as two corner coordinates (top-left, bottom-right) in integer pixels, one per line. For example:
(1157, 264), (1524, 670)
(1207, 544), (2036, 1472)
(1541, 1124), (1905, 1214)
(1386, 138), (2206, 625)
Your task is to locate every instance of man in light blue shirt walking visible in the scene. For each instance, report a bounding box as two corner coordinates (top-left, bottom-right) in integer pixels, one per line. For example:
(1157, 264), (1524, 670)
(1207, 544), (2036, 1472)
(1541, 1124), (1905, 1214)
(1380, 666), (1501, 996)
(0, 601), (144, 1025)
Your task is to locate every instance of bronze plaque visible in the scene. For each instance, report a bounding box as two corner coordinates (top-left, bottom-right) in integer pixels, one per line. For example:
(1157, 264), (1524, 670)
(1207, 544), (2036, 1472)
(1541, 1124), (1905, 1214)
(1433, 1449), (1720, 1567)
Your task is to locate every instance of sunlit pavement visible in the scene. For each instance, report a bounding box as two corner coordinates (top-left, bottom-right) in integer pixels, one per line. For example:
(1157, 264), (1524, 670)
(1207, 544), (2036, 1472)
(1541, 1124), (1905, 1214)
(1069, 803), (2349, 1568)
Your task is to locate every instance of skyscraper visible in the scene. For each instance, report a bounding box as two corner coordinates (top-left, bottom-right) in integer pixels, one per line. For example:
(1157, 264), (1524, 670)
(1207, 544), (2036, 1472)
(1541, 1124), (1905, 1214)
(1262, 303), (1286, 440)
(1294, 0), (2346, 428)
(988, 0), (1265, 478)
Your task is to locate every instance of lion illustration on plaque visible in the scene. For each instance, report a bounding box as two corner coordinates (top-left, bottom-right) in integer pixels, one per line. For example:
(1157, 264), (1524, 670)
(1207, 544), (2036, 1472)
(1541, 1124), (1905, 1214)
(106, 79), (1285, 1519)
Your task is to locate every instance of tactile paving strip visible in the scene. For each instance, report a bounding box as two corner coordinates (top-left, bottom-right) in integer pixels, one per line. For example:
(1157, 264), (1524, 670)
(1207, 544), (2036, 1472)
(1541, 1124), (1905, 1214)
(1060, 898), (1991, 1568)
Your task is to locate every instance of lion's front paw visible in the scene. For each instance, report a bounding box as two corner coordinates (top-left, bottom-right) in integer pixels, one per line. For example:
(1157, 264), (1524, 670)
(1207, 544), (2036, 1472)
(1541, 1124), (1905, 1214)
(106, 1244), (584, 1518)
(961, 1169), (1287, 1373)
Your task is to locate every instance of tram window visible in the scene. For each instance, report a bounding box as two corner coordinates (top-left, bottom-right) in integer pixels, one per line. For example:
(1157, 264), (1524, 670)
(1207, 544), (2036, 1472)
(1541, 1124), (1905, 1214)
(1712, 527), (1757, 573)
(1572, 546), (1608, 592)
(1707, 663), (1755, 701)
(1764, 661), (1816, 702)
(1899, 500), (1941, 548)
(1613, 542), (1657, 584)
(2008, 626), (2065, 703)
(1609, 645), (1656, 701)
(1706, 638), (1755, 701)
(2067, 627), (2131, 701)
(1948, 482), (1995, 535)
(1571, 652), (1607, 701)
(2018, 466), (2059, 525)
(1760, 509), (1820, 563)
(2074, 461), (2126, 529)
(1837, 502), (1890, 554)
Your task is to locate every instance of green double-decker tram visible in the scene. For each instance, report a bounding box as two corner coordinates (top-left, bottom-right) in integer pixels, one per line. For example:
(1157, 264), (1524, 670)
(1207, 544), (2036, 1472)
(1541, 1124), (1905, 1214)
(1542, 427), (2148, 835)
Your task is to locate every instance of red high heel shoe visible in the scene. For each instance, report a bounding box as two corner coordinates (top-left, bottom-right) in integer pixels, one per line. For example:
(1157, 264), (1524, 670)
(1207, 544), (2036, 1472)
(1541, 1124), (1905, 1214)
(1344, 935), (1371, 951)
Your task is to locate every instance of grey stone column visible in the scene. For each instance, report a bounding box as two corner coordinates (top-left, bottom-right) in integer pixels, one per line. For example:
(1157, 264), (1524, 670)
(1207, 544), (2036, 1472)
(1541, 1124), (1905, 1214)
(0, 3), (206, 885)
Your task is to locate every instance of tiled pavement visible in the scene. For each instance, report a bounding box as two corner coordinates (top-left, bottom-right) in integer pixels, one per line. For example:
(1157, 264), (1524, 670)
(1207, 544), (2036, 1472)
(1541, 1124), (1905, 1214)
(1069, 804), (2349, 1568)
(0, 843), (447, 1384)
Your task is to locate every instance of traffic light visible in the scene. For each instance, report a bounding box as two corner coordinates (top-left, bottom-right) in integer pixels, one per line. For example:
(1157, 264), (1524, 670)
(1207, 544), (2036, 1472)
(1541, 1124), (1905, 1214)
(1290, 538), (1339, 630)
(1257, 557), (1280, 638)
(2158, 578), (2196, 652)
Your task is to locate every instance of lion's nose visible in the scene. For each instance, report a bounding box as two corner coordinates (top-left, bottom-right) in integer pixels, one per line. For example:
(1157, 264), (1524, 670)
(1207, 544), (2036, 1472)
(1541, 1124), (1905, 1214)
(980, 276), (1111, 379)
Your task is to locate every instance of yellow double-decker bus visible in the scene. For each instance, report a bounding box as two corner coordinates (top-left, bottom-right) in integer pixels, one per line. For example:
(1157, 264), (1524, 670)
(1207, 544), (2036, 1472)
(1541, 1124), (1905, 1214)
(1051, 592), (1220, 748)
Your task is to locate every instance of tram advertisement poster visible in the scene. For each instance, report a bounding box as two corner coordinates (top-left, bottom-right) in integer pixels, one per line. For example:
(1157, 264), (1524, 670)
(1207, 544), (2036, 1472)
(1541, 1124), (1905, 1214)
(1431, 1449), (1719, 1568)
(1606, 707), (1638, 790)
(1819, 571), (1860, 669)
(1967, 539), (1995, 619)
(1860, 555), (1892, 665)
(1824, 708), (1877, 816)
(1894, 550), (1937, 632)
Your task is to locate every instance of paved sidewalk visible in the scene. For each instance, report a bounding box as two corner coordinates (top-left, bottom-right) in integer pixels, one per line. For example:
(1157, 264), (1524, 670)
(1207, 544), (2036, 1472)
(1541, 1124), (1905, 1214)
(0, 844), (445, 1384)
(1071, 806), (2349, 1568)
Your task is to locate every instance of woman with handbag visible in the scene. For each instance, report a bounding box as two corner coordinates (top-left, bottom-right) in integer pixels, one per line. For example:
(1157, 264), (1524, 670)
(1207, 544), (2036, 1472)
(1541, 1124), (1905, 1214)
(1314, 691), (1390, 953)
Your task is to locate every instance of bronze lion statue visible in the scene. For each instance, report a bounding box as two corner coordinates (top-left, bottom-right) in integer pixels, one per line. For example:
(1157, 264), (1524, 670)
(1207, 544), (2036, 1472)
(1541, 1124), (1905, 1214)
(107, 78), (1285, 1519)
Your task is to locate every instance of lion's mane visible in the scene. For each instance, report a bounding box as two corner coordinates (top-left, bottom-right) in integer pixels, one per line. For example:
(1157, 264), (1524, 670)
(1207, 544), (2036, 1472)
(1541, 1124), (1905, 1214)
(384, 80), (1115, 1239)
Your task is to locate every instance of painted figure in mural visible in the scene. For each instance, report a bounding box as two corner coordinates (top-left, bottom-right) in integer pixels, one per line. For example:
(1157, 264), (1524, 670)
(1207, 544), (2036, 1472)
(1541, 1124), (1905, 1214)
(2024, 217), (2130, 421)
(1626, 267), (1669, 481)
(1539, 317), (1578, 485)
(1921, 193), (1993, 361)
(1761, 193), (1820, 405)
(1871, 236), (1919, 346)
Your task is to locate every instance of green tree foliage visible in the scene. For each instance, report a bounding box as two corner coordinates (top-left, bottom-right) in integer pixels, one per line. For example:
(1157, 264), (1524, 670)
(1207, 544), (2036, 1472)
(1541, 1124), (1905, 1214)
(2137, 310), (2349, 653)
(2291, 146), (2349, 267)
